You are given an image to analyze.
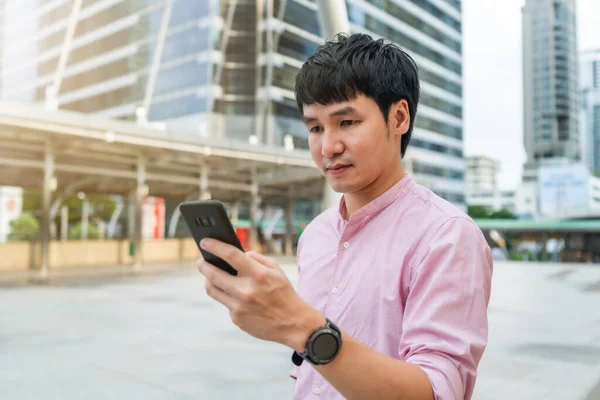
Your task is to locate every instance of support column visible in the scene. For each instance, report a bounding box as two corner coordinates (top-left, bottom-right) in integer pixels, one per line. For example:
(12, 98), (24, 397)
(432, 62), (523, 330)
(45, 0), (82, 110)
(250, 167), (260, 252)
(231, 202), (239, 222)
(140, 0), (173, 121)
(167, 207), (180, 238)
(60, 206), (68, 241)
(107, 200), (124, 239)
(127, 192), (136, 242)
(134, 156), (147, 269)
(81, 199), (89, 240)
(200, 163), (211, 200)
(254, 0), (265, 143)
(264, 0), (275, 146)
(40, 145), (55, 277)
(284, 187), (294, 256)
(316, 0), (350, 39)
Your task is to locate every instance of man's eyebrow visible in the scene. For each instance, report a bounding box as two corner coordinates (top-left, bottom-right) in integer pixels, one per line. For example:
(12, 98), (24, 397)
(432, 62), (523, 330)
(303, 115), (318, 124)
(302, 106), (358, 124)
(329, 106), (358, 117)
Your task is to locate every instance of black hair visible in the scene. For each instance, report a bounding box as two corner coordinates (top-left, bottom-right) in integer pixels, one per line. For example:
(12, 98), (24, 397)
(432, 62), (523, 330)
(295, 33), (420, 158)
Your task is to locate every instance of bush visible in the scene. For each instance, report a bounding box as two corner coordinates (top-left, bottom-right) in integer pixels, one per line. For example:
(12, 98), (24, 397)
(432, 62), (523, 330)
(68, 222), (100, 240)
(8, 214), (40, 241)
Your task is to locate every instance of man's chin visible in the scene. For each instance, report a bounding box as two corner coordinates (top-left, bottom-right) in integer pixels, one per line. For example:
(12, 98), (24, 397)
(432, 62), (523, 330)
(326, 180), (353, 194)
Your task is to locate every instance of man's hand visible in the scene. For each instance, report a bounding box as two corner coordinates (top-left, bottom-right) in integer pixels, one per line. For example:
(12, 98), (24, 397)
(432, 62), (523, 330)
(197, 238), (437, 400)
(197, 238), (324, 351)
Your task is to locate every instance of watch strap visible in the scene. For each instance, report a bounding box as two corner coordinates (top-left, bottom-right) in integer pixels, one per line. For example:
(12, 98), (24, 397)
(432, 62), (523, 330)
(292, 318), (341, 366)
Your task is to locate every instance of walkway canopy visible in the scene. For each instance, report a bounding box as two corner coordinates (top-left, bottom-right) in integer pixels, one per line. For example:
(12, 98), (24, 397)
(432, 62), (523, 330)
(0, 102), (323, 272)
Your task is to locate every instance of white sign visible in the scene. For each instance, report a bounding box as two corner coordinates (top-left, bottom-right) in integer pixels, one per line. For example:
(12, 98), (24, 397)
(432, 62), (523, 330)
(0, 186), (24, 243)
(538, 163), (589, 218)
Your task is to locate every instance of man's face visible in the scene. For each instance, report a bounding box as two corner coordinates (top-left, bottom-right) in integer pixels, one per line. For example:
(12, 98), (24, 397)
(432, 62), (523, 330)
(302, 94), (398, 194)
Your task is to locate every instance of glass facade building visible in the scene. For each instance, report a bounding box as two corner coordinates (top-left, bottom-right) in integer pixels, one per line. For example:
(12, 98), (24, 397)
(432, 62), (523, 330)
(581, 49), (600, 174)
(0, 0), (465, 206)
(522, 0), (580, 173)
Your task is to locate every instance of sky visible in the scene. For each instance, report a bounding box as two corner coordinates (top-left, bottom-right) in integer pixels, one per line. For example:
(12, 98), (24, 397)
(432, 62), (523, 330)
(462, 0), (600, 189)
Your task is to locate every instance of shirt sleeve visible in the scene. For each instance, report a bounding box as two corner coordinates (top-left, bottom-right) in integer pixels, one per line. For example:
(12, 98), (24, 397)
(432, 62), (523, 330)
(399, 217), (493, 400)
(290, 232), (305, 381)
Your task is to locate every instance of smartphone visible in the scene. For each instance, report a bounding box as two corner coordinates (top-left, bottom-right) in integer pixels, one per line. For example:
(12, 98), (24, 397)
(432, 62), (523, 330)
(179, 200), (243, 276)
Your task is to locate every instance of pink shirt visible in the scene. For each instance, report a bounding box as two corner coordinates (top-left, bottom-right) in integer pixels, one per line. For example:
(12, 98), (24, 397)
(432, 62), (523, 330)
(291, 175), (493, 400)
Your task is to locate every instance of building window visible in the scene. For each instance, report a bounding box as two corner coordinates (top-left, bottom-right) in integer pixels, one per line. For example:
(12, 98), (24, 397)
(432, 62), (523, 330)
(149, 94), (209, 120)
(413, 161), (464, 180)
(348, 6), (462, 75)
(415, 116), (462, 139)
(364, 0), (462, 53)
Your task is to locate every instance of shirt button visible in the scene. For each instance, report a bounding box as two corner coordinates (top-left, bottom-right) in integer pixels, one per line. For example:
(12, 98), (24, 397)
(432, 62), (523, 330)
(314, 387), (321, 395)
(343, 241), (349, 249)
(331, 287), (339, 295)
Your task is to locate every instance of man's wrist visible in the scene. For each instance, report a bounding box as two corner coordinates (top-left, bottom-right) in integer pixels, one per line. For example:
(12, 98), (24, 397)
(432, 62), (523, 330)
(288, 305), (327, 353)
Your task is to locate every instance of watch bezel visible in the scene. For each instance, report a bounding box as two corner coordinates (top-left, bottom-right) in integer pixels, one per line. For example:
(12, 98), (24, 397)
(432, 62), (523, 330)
(307, 326), (342, 364)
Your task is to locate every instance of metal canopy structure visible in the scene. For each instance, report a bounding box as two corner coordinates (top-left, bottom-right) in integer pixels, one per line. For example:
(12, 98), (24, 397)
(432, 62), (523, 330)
(0, 102), (324, 273)
(474, 218), (600, 233)
(0, 102), (323, 198)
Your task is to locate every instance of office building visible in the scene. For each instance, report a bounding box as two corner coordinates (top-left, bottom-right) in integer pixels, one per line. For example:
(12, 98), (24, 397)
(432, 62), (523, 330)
(466, 156), (516, 213)
(581, 49), (600, 173)
(466, 155), (499, 194)
(522, 0), (580, 182)
(0, 0), (466, 206)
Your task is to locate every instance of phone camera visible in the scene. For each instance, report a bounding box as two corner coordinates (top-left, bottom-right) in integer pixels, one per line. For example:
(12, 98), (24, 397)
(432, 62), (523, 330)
(196, 216), (215, 227)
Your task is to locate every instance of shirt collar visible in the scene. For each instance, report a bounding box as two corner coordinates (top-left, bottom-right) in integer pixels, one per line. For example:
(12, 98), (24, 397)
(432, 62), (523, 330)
(338, 174), (415, 224)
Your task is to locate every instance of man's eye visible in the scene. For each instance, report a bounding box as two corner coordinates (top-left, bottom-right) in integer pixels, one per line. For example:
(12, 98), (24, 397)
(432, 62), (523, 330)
(309, 126), (322, 133)
(341, 120), (355, 126)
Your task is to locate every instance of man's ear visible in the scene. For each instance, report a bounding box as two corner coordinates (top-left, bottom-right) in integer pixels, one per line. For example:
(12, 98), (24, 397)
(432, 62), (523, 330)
(389, 99), (410, 140)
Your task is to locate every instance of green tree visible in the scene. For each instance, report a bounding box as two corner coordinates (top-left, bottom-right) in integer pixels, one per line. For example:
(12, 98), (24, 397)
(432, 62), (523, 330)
(22, 188), (42, 215)
(489, 208), (517, 219)
(467, 205), (492, 219)
(62, 194), (117, 222)
(468, 206), (517, 220)
(7, 213), (40, 241)
(21, 188), (117, 223)
(68, 222), (100, 240)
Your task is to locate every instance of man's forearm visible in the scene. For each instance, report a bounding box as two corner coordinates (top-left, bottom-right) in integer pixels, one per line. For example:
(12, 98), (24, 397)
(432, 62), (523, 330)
(288, 307), (434, 400)
(314, 332), (434, 400)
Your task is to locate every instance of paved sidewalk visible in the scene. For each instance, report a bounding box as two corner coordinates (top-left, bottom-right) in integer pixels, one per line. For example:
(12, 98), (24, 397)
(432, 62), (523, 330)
(1, 261), (600, 399)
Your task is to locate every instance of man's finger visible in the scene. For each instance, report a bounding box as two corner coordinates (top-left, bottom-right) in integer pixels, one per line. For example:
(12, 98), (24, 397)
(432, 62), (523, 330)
(199, 260), (240, 295)
(205, 278), (238, 310)
(246, 251), (280, 270)
(200, 238), (254, 275)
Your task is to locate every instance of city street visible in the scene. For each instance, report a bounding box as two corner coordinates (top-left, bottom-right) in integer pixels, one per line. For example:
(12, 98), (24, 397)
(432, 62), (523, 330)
(1, 261), (600, 399)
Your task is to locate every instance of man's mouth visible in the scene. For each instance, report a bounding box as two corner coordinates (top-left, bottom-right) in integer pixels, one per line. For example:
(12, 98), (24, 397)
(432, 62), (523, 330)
(326, 164), (352, 175)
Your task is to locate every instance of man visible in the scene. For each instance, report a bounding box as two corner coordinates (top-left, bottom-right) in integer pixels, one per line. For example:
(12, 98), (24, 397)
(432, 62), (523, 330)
(197, 33), (493, 399)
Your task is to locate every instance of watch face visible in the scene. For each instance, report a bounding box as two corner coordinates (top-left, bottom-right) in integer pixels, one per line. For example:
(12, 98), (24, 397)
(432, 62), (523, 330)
(312, 331), (339, 361)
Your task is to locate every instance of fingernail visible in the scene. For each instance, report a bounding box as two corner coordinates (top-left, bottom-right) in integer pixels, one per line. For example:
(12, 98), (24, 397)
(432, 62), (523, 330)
(200, 238), (211, 248)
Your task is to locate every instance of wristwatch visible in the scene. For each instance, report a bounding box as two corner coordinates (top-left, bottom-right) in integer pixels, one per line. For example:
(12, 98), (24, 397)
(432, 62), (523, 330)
(292, 318), (342, 366)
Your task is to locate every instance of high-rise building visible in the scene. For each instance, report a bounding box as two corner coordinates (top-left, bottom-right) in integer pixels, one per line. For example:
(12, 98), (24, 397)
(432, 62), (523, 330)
(466, 155), (499, 194)
(0, 0), (465, 206)
(466, 156), (516, 214)
(581, 49), (600, 173)
(522, 0), (580, 182)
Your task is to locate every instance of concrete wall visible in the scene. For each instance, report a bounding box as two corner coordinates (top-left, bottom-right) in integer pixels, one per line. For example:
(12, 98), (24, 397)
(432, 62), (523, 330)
(0, 239), (199, 272)
(0, 242), (33, 271)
